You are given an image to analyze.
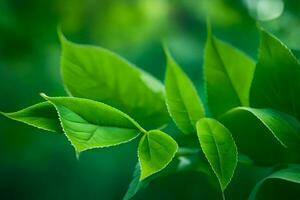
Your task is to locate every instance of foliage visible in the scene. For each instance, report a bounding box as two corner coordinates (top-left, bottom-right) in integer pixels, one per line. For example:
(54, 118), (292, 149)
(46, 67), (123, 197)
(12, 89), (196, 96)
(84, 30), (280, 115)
(2, 23), (300, 200)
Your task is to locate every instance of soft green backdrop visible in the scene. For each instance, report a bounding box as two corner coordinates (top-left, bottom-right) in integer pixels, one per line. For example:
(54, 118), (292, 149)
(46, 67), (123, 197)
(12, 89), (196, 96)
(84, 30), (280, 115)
(0, 0), (299, 199)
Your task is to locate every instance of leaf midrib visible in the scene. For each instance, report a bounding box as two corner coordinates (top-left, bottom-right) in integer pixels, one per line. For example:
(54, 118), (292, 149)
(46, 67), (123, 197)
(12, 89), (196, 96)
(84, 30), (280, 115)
(206, 123), (224, 185)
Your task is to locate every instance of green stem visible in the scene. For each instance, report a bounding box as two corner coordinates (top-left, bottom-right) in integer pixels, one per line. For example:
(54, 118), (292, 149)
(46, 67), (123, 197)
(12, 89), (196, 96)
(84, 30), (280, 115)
(222, 191), (226, 200)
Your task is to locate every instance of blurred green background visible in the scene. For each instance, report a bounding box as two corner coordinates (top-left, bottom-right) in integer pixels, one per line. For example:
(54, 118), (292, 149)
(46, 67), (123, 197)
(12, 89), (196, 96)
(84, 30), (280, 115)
(1, 0), (300, 199)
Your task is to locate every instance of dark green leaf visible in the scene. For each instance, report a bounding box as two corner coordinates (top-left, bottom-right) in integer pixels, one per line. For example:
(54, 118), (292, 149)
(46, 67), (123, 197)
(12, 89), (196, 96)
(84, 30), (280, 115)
(223, 107), (300, 150)
(124, 150), (212, 200)
(250, 29), (300, 120)
(138, 130), (178, 180)
(164, 48), (205, 134)
(203, 25), (255, 117)
(221, 107), (300, 165)
(59, 32), (169, 129)
(0, 102), (61, 132)
(220, 107), (300, 165)
(42, 94), (143, 153)
(249, 166), (300, 200)
(196, 118), (237, 191)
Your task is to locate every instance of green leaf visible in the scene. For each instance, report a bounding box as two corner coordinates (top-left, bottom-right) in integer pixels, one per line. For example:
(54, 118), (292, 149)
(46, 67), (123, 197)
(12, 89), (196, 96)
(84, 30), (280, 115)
(221, 107), (300, 165)
(123, 164), (146, 200)
(250, 29), (300, 120)
(224, 107), (300, 150)
(203, 24), (255, 117)
(123, 162), (178, 200)
(124, 150), (212, 200)
(249, 166), (300, 200)
(0, 102), (61, 132)
(196, 118), (237, 191)
(42, 94), (143, 153)
(164, 48), (205, 134)
(138, 130), (178, 180)
(59, 33), (169, 129)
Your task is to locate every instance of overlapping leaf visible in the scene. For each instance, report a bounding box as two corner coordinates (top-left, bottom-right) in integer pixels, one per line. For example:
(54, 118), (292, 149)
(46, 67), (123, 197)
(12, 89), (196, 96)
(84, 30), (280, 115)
(249, 166), (300, 200)
(59, 32), (169, 129)
(220, 107), (300, 165)
(196, 118), (237, 191)
(124, 149), (212, 200)
(42, 95), (143, 153)
(250, 29), (300, 120)
(0, 102), (61, 132)
(164, 48), (205, 134)
(203, 25), (255, 117)
(138, 130), (178, 180)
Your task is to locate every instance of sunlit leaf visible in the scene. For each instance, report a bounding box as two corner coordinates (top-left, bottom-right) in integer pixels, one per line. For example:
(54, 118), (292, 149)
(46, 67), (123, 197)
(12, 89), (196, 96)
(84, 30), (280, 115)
(0, 102), (61, 132)
(203, 24), (255, 117)
(59, 32), (169, 129)
(196, 118), (237, 191)
(138, 130), (178, 180)
(164, 48), (205, 134)
(42, 94), (143, 153)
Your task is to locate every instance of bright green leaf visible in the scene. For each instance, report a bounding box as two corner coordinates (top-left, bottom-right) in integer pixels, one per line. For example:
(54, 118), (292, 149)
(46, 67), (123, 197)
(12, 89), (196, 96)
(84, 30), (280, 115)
(164, 48), (205, 134)
(221, 107), (300, 165)
(42, 94), (143, 153)
(138, 130), (178, 180)
(250, 29), (300, 120)
(0, 102), (61, 132)
(59, 32), (169, 129)
(203, 25), (255, 117)
(196, 118), (237, 191)
(249, 166), (300, 200)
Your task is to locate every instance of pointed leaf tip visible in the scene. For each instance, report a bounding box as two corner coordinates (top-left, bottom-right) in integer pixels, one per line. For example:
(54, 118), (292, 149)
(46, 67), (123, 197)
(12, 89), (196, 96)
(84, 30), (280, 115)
(206, 18), (212, 36)
(57, 27), (67, 43)
(40, 93), (49, 100)
(0, 102), (62, 132)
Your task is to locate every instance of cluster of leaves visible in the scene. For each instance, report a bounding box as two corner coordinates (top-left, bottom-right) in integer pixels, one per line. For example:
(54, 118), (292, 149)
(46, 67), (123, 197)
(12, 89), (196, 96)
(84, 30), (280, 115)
(2, 24), (300, 199)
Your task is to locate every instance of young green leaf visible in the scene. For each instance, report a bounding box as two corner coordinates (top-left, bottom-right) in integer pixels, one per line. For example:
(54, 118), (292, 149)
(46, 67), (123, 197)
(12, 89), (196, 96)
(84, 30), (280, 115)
(249, 166), (300, 200)
(203, 25), (255, 117)
(138, 130), (178, 180)
(42, 94), (144, 153)
(250, 29), (300, 120)
(164, 48), (205, 135)
(59, 33), (169, 129)
(196, 118), (237, 191)
(0, 102), (61, 132)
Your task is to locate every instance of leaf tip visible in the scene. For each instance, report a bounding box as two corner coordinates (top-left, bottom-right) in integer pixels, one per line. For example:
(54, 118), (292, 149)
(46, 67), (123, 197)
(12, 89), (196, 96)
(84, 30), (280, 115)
(162, 43), (172, 61)
(57, 27), (69, 46)
(206, 18), (212, 37)
(40, 93), (49, 100)
(0, 109), (13, 119)
(0, 110), (7, 117)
